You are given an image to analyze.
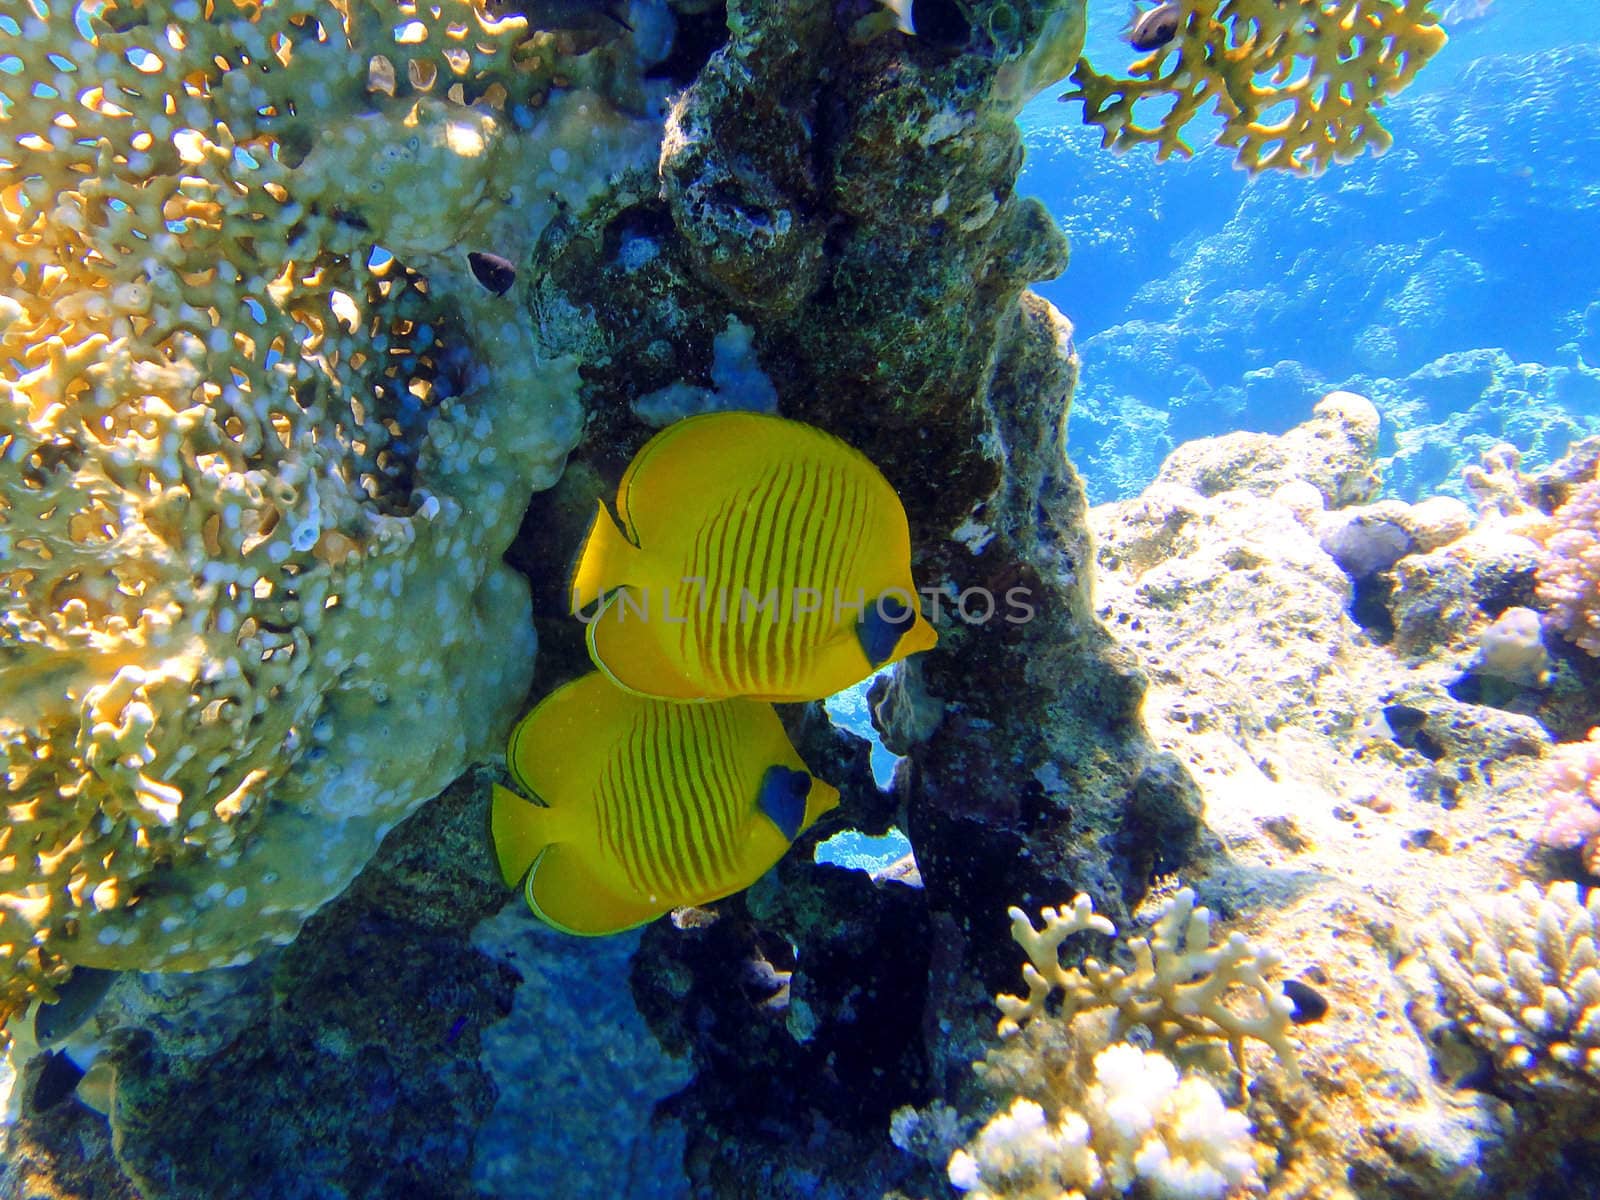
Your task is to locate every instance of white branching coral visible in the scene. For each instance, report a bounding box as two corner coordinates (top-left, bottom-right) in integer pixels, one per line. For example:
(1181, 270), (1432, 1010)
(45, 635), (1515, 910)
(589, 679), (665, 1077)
(0, 0), (664, 1022)
(995, 889), (1301, 1079)
(948, 1044), (1262, 1200)
(1422, 880), (1600, 1093)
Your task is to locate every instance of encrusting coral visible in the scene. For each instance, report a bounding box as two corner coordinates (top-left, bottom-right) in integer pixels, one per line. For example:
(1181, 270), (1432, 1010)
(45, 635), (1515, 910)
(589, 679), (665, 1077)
(1061, 0), (1448, 173)
(0, 0), (664, 1026)
(1421, 880), (1600, 1094)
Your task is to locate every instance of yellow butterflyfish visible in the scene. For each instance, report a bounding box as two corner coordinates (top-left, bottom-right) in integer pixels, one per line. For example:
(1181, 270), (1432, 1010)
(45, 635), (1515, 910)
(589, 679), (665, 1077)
(571, 411), (937, 702)
(490, 671), (841, 936)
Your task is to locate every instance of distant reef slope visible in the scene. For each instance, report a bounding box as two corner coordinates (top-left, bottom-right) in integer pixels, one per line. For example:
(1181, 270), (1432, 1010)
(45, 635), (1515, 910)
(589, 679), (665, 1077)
(1026, 42), (1600, 503)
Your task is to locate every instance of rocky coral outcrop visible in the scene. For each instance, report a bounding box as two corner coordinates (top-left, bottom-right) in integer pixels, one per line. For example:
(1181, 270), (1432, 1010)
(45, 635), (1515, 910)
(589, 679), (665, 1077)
(1082, 395), (1600, 1198)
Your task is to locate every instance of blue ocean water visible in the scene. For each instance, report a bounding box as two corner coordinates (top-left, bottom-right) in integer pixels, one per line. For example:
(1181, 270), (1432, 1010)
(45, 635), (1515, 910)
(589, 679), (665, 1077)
(1017, 0), (1599, 504)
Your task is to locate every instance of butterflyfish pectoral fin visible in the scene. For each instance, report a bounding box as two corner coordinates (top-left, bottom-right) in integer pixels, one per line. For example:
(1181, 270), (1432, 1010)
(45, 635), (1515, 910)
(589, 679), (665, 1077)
(490, 783), (553, 889)
(586, 589), (715, 701)
(570, 500), (639, 614)
(524, 844), (670, 937)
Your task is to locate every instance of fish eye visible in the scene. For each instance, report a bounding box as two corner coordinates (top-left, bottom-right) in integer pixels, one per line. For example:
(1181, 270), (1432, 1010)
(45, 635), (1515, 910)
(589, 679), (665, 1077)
(878, 594), (912, 625)
(857, 592), (918, 666)
(758, 765), (811, 841)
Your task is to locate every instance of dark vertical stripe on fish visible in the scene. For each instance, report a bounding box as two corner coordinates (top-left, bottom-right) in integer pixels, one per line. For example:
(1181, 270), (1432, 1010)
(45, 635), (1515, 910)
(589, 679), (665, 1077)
(701, 703), (743, 875)
(622, 709), (674, 895)
(715, 482), (757, 696)
(599, 757), (647, 894)
(748, 460), (797, 692)
(680, 705), (731, 884)
(636, 705), (683, 894)
(785, 458), (830, 680)
(700, 704), (742, 882)
(663, 707), (711, 891)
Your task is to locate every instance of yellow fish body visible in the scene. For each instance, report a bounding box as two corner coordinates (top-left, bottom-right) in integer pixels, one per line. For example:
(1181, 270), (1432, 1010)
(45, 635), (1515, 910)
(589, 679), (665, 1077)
(490, 671), (841, 936)
(571, 412), (937, 702)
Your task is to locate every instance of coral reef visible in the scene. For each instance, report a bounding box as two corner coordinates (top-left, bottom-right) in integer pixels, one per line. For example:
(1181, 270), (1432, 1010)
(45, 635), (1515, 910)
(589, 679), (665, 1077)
(1086, 397), (1595, 1197)
(1537, 730), (1600, 875)
(991, 890), (1300, 1078)
(1, 768), (520, 1199)
(0, 0), (1476, 1194)
(948, 1047), (1260, 1200)
(1536, 474), (1600, 656)
(0, 0), (663, 1019)
(1417, 880), (1600, 1095)
(1062, 0), (1447, 173)
(1037, 44), (1600, 505)
(941, 889), (1288, 1199)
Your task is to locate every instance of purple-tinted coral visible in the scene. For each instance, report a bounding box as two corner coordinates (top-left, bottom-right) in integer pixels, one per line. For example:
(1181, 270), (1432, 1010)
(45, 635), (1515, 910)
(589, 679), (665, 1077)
(1539, 729), (1600, 872)
(1537, 477), (1600, 655)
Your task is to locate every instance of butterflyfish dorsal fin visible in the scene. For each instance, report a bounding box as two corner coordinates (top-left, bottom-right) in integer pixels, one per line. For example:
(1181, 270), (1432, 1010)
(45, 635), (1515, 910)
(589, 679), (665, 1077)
(504, 672), (629, 802)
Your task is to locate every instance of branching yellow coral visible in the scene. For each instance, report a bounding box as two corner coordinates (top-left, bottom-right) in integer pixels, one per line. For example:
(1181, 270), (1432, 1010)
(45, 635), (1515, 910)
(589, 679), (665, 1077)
(994, 889), (1301, 1079)
(1061, 0), (1447, 173)
(1, 0), (663, 1027)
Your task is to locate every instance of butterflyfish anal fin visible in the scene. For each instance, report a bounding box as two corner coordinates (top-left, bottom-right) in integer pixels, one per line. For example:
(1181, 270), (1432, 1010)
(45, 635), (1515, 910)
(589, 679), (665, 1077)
(490, 783), (554, 889)
(570, 500), (639, 613)
(757, 765), (814, 842)
(524, 844), (670, 937)
(586, 589), (713, 701)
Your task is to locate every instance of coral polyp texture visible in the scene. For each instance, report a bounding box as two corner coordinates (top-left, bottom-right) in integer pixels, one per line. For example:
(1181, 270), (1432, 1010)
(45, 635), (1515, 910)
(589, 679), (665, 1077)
(1538, 729), (1600, 874)
(0, 0), (663, 1024)
(993, 889), (1301, 1078)
(1062, 0), (1448, 173)
(948, 1045), (1261, 1200)
(1422, 880), (1600, 1093)
(1535, 473), (1600, 656)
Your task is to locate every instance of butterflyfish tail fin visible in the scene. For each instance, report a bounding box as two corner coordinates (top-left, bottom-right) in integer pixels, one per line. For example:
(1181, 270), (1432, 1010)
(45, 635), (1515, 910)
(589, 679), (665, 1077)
(490, 783), (554, 889)
(570, 501), (637, 613)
